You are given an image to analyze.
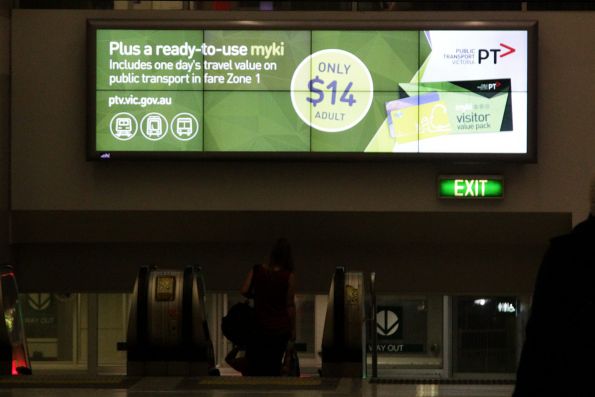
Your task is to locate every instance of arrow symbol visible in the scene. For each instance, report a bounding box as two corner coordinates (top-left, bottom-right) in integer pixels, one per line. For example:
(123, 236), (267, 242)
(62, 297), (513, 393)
(499, 43), (516, 57)
(28, 293), (51, 311)
(376, 310), (399, 336)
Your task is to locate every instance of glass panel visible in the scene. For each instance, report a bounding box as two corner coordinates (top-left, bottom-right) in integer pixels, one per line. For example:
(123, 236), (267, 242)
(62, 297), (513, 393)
(295, 295), (315, 355)
(369, 295), (443, 371)
(77, 294), (87, 365)
(20, 293), (81, 368)
(98, 293), (129, 368)
(453, 296), (519, 373)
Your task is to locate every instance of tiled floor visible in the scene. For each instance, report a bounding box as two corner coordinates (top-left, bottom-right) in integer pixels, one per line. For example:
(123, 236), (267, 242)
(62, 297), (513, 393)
(0, 377), (515, 397)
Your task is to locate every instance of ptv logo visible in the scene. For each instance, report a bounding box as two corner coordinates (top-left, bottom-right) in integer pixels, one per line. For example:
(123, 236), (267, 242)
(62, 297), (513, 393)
(477, 81), (502, 91)
(478, 43), (516, 64)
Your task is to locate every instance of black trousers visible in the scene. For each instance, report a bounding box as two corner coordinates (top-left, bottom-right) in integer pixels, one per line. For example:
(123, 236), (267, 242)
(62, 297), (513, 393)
(245, 332), (289, 376)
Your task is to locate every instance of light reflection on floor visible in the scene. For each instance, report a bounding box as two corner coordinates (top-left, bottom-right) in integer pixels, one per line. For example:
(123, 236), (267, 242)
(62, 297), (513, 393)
(0, 378), (516, 397)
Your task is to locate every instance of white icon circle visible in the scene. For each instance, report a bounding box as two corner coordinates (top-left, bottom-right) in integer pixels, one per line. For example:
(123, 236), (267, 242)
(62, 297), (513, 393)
(140, 112), (168, 141)
(170, 113), (199, 141)
(109, 112), (138, 141)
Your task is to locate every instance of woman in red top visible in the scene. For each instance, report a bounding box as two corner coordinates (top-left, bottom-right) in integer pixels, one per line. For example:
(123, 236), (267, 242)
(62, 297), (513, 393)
(240, 238), (296, 376)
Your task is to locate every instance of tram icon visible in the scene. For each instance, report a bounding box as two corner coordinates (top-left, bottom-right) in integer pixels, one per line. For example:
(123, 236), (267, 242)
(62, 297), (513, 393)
(145, 115), (163, 137)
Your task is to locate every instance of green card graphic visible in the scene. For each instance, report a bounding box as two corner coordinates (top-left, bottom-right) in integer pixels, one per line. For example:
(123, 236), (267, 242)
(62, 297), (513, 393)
(366, 79), (513, 152)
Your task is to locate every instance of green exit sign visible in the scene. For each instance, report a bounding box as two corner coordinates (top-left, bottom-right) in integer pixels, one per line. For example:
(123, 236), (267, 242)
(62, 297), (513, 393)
(438, 176), (503, 199)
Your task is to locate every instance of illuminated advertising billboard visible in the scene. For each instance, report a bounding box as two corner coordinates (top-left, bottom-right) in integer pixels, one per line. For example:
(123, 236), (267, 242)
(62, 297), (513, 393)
(88, 20), (536, 160)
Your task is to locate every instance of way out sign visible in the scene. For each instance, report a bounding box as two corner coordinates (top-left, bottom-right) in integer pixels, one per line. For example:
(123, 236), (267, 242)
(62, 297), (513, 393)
(369, 306), (409, 354)
(23, 293), (57, 338)
(376, 306), (402, 339)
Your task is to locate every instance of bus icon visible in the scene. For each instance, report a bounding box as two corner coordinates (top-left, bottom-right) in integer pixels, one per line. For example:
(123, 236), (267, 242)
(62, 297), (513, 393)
(176, 117), (193, 136)
(170, 113), (199, 141)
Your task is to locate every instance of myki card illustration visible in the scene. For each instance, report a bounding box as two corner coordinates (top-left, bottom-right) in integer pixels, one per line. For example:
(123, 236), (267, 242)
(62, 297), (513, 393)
(387, 79), (513, 140)
(365, 30), (527, 154)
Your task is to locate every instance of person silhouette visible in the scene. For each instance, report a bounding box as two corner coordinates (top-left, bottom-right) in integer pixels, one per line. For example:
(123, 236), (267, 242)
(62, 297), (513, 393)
(513, 177), (595, 396)
(240, 238), (296, 376)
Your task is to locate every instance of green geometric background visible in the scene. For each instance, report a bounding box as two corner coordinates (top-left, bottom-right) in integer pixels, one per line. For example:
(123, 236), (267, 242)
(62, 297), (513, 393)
(310, 30), (422, 151)
(204, 91), (309, 151)
(95, 29), (431, 153)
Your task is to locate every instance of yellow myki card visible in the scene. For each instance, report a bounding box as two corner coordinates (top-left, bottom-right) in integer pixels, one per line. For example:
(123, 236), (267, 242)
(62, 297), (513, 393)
(386, 92), (451, 144)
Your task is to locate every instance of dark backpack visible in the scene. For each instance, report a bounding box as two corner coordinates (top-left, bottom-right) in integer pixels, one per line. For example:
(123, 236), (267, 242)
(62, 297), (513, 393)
(221, 301), (255, 347)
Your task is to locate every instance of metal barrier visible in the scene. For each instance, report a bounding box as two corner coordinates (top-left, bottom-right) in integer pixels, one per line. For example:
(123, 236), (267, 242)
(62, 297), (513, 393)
(126, 265), (218, 376)
(369, 271), (378, 379)
(320, 266), (366, 377)
(0, 265), (32, 375)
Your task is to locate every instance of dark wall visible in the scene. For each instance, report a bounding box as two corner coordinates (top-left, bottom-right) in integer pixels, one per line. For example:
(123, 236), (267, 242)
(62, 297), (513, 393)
(12, 210), (570, 294)
(0, 4), (9, 264)
(11, 10), (595, 218)
(10, 9), (591, 294)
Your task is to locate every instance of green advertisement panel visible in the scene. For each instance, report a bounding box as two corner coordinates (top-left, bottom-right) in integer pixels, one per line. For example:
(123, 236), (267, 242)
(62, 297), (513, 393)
(202, 30), (310, 91)
(304, 31), (421, 151)
(90, 22), (532, 159)
(96, 91), (203, 152)
(97, 29), (204, 91)
(203, 91), (309, 151)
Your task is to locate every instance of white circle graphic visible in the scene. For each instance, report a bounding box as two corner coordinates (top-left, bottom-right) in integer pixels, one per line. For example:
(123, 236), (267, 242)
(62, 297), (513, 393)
(170, 113), (199, 142)
(290, 49), (374, 133)
(140, 113), (168, 141)
(109, 112), (138, 141)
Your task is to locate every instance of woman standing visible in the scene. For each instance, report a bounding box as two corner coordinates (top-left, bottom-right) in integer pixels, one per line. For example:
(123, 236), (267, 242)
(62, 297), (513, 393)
(240, 238), (296, 376)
